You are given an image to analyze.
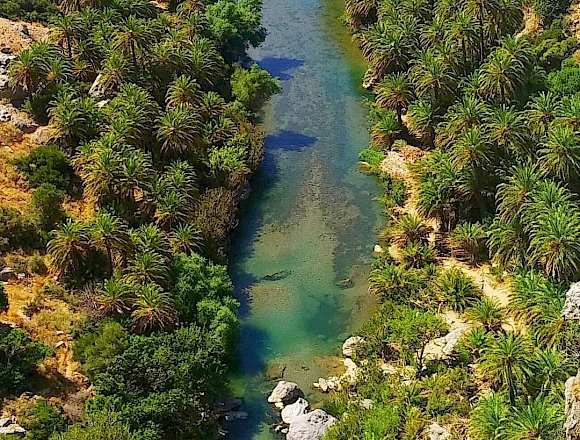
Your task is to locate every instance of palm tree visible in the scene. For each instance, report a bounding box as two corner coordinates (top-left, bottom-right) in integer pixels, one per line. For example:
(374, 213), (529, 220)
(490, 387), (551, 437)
(99, 52), (130, 96)
(94, 277), (133, 316)
(525, 92), (560, 138)
(360, 25), (413, 78)
(130, 224), (169, 254)
(131, 283), (178, 332)
(166, 75), (202, 108)
(463, 0), (501, 61)
(8, 44), (59, 92)
(50, 14), (79, 58)
(488, 218), (528, 269)
(486, 105), (527, 156)
(449, 221), (487, 264)
(113, 15), (153, 66)
(467, 297), (504, 331)
(421, 16), (447, 47)
(448, 11), (478, 64)
(451, 126), (491, 171)
(436, 96), (488, 148)
(387, 213), (432, 246)
(187, 38), (223, 88)
(154, 190), (192, 228)
(406, 99), (437, 146)
(433, 268), (482, 311)
(469, 391), (509, 440)
(529, 348), (575, 398)
(504, 398), (562, 440)
(529, 205), (580, 280)
(480, 332), (531, 406)
(478, 48), (523, 103)
(169, 224), (201, 254)
(125, 251), (169, 285)
(410, 51), (455, 102)
(496, 164), (541, 223)
(89, 213), (131, 271)
(47, 219), (91, 279)
(156, 104), (202, 155)
(375, 73), (413, 124)
(538, 125), (580, 181)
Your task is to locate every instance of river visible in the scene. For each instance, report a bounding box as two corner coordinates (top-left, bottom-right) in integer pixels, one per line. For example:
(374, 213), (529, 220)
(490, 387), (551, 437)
(228, 0), (382, 437)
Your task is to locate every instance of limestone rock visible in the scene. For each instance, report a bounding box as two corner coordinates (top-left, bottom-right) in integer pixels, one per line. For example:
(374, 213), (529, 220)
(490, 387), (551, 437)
(287, 409), (336, 440)
(281, 397), (308, 424)
(336, 278), (354, 289)
(316, 377), (329, 392)
(0, 417), (26, 436)
(0, 267), (15, 281)
(11, 113), (38, 133)
(362, 399), (373, 410)
(563, 282), (580, 321)
(30, 126), (54, 145)
(565, 373), (580, 439)
(427, 423), (450, 440)
(373, 245), (384, 257)
(267, 381), (303, 406)
(343, 358), (358, 386)
(88, 74), (108, 99)
(342, 336), (365, 357)
(0, 418), (11, 427)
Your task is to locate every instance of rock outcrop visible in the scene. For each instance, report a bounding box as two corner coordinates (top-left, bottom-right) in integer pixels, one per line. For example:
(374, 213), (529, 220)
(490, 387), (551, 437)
(427, 423), (450, 440)
(286, 409), (336, 440)
(88, 74), (108, 99)
(342, 336), (365, 357)
(281, 397), (308, 424)
(267, 381), (303, 406)
(565, 373), (580, 439)
(563, 282), (580, 321)
(0, 417), (26, 436)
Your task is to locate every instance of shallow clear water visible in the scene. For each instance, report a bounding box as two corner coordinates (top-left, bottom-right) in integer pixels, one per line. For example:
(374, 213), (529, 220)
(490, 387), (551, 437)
(228, 0), (382, 437)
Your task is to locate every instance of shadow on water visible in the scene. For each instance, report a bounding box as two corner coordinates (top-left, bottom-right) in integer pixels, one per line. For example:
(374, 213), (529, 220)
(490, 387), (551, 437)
(265, 130), (317, 151)
(257, 57), (305, 80)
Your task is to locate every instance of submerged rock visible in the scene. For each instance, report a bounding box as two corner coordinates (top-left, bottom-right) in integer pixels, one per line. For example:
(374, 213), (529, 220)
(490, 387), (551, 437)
(262, 270), (292, 281)
(268, 381), (303, 406)
(563, 282), (580, 321)
(265, 362), (286, 380)
(342, 336), (365, 358)
(287, 409), (336, 440)
(281, 397), (308, 424)
(336, 278), (354, 289)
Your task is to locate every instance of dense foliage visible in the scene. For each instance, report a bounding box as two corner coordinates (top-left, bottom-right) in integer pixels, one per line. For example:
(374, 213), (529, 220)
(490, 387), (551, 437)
(326, 0), (580, 437)
(0, 0), (279, 436)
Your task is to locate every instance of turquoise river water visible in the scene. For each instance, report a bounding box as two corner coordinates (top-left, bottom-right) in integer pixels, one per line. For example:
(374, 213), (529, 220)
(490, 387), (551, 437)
(228, 0), (382, 437)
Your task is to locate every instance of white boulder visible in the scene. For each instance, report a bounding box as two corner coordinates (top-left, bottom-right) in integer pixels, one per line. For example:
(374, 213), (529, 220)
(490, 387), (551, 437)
(342, 336), (365, 357)
(268, 381), (303, 405)
(427, 423), (450, 440)
(281, 397), (308, 424)
(287, 409), (336, 440)
(563, 282), (580, 321)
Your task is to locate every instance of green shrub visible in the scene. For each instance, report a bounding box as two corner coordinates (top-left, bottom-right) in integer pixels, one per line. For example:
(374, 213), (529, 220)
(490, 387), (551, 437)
(548, 58), (580, 95)
(0, 0), (58, 23)
(0, 328), (54, 394)
(230, 65), (281, 112)
(359, 148), (385, 166)
(0, 206), (41, 252)
(20, 398), (66, 440)
(28, 254), (48, 275)
(32, 184), (67, 231)
(12, 146), (77, 194)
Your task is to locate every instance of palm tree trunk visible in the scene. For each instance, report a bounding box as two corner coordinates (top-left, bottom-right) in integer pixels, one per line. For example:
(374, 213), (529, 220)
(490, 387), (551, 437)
(66, 36), (72, 58)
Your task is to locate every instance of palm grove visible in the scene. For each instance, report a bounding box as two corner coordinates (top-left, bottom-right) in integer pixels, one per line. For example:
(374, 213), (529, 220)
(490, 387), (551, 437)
(322, 0), (580, 438)
(0, 0), (280, 438)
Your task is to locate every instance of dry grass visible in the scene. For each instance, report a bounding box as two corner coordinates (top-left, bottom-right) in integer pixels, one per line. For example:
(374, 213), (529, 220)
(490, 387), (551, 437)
(567, 2), (580, 39)
(0, 18), (49, 52)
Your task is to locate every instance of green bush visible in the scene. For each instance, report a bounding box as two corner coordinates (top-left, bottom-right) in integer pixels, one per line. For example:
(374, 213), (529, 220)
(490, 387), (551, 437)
(0, 0), (58, 23)
(28, 254), (48, 275)
(13, 146), (77, 194)
(0, 328), (54, 394)
(548, 58), (580, 95)
(32, 184), (67, 231)
(230, 65), (281, 112)
(359, 148), (385, 166)
(20, 398), (66, 440)
(0, 206), (41, 252)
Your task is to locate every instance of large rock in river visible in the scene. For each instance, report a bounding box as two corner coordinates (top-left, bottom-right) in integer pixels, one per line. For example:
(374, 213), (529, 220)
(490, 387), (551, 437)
(267, 381), (303, 406)
(287, 409), (336, 440)
(563, 282), (580, 321)
(281, 397), (308, 424)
